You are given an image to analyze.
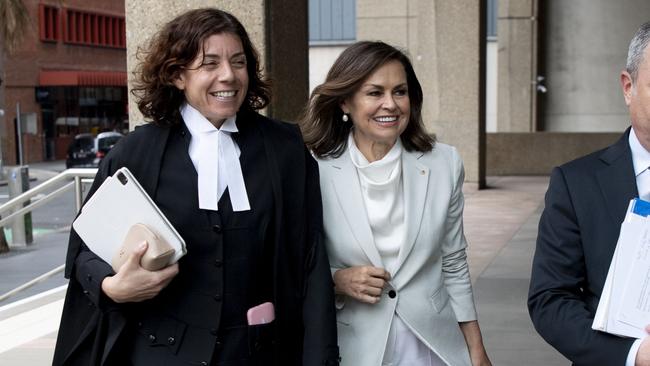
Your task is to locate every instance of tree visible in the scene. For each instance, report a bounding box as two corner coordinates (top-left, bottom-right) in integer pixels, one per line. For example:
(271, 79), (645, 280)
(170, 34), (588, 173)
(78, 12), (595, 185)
(0, 0), (31, 55)
(0, 0), (30, 253)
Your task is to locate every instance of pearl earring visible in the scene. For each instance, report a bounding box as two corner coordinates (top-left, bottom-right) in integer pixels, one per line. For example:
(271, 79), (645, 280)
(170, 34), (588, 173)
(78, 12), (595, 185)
(342, 114), (349, 122)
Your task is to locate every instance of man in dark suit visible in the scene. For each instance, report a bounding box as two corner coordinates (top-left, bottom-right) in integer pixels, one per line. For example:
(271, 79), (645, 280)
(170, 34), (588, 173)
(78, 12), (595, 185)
(529, 22), (650, 366)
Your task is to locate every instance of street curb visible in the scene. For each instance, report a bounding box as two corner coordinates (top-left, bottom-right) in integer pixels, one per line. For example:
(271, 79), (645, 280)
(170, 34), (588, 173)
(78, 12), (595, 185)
(0, 285), (66, 322)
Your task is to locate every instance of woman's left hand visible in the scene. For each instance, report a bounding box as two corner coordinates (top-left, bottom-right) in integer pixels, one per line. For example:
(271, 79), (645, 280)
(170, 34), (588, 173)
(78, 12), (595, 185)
(459, 320), (492, 366)
(469, 347), (492, 366)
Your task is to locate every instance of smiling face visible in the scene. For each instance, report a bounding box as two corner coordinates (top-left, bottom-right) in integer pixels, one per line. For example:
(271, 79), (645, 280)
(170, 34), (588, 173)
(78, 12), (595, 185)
(174, 33), (249, 128)
(342, 60), (410, 158)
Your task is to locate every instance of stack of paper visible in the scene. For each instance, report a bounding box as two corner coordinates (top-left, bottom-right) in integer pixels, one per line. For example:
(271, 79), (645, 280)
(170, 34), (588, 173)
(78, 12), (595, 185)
(593, 198), (650, 338)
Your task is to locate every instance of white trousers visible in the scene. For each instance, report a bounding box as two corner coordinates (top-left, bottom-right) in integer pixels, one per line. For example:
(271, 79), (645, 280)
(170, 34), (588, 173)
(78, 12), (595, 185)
(382, 315), (447, 366)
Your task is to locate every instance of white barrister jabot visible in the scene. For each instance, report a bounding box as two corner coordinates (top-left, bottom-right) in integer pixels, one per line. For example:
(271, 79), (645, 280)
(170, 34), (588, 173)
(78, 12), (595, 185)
(181, 103), (251, 212)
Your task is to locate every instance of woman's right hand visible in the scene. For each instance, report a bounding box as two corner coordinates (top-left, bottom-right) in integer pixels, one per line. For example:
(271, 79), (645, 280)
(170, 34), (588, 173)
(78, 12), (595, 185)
(101, 242), (179, 303)
(333, 266), (390, 304)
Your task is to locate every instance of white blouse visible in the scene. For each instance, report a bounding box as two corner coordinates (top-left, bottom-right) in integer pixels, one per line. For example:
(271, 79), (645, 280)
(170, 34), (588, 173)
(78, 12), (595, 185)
(347, 133), (446, 366)
(348, 133), (405, 275)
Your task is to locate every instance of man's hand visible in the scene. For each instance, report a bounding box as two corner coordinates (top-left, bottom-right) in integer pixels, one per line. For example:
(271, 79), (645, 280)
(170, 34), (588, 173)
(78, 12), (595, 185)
(101, 242), (179, 303)
(333, 266), (390, 304)
(635, 326), (650, 366)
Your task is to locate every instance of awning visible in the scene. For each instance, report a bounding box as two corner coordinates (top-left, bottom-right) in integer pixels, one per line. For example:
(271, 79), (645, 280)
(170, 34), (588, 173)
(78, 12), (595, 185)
(39, 70), (127, 86)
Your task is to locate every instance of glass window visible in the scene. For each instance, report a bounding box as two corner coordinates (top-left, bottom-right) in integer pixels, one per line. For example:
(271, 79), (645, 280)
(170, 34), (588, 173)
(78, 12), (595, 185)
(75, 136), (94, 150)
(309, 0), (355, 45)
(487, 0), (498, 40)
(97, 135), (121, 150)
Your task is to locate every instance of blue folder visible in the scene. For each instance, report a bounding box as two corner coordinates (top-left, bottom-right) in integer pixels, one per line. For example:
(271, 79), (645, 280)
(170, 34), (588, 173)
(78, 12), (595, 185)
(632, 198), (650, 217)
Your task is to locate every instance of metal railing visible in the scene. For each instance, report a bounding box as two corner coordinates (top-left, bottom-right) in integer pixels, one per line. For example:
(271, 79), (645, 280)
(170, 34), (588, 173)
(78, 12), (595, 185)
(0, 168), (97, 303)
(0, 168), (96, 228)
(0, 265), (67, 302)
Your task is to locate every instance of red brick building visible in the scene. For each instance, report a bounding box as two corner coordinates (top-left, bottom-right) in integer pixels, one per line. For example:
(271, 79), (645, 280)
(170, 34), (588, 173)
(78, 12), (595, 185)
(1, 0), (127, 164)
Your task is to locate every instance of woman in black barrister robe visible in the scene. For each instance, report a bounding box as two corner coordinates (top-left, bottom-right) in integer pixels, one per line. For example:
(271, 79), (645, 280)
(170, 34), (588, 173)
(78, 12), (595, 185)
(53, 8), (339, 366)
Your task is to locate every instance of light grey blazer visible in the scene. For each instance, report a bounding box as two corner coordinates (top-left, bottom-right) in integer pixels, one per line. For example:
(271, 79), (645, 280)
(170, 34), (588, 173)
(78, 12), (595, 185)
(316, 142), (477, 366)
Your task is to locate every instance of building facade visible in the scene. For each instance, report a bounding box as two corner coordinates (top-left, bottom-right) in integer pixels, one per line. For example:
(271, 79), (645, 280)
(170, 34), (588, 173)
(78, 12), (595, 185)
(308, 0), (355, 92)
(1, 0), (127, 164)
(487, 0), (650, 175)
(309, 0), (650, 178)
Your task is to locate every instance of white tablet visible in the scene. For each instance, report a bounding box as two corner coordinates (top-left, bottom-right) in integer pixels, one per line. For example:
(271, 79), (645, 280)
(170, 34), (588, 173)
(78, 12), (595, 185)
(73, 167), (186, 267)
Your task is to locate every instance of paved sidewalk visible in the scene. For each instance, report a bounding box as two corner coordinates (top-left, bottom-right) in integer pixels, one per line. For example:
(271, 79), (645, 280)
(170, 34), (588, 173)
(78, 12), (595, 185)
(0, 175), (569, 365)
(464, 177), (566, 365)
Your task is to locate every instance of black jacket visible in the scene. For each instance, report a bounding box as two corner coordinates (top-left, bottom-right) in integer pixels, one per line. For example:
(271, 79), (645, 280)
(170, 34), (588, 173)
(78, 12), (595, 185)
(53, 110), (339, 365)
(528, 129), (637, 365)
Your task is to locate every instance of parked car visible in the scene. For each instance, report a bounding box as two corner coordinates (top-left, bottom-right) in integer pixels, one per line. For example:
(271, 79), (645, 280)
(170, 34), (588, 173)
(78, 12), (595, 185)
(65, 131), (123, 168)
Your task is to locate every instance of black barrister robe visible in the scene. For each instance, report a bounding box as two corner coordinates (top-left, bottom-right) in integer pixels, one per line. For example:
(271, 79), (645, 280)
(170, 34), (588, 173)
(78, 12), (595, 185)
(53, 109), (340, 365)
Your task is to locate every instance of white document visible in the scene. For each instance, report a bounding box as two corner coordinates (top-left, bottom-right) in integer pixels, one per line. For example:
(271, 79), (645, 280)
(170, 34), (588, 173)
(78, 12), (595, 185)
(593, 199), (650, 338)
(618, 215), (650, 331)
(72, 167), (186, 267)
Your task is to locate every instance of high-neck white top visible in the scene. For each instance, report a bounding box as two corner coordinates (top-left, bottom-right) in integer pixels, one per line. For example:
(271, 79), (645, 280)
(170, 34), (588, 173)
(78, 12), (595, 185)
(348, 133), (405, 274)
(347, 133), (445, 366)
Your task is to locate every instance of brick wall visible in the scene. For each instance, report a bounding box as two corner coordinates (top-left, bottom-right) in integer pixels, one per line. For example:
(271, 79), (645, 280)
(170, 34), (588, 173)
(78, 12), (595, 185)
(2, 0), (126, 164)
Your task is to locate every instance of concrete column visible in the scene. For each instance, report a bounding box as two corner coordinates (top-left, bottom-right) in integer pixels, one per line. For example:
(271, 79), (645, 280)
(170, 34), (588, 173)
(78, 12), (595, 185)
(264, 1), (309, 122)
(126, 0), (308, 125)
(496, 0), (538, 132)
(357, 0), (485, 186)
(544, 0), (650, 132)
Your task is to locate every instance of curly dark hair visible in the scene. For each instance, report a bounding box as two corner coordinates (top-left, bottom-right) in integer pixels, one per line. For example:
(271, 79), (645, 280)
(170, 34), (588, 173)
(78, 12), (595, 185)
(131, 8), (271, 126)
(299, 41), (434, 158)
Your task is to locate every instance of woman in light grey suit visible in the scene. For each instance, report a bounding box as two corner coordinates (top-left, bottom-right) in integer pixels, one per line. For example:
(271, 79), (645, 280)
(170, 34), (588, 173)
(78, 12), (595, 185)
(300, 42), (491, 366)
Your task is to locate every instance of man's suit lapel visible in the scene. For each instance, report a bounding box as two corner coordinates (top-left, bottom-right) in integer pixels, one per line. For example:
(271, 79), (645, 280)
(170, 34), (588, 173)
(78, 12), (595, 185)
(393, 151), (430, 276)
(597, 128), (638, 227)
(327, 152), (384, 268)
